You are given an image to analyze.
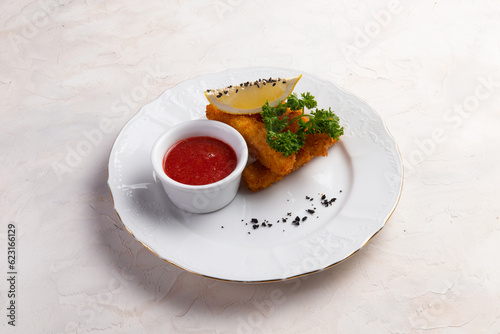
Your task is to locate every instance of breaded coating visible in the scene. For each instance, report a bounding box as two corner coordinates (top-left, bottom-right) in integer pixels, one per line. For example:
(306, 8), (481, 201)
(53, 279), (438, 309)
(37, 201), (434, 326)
(206, 104), (296, 175)
(242, 134), (336, 191)
(241, 161), (283, 192)
(302, 133), (335, 157)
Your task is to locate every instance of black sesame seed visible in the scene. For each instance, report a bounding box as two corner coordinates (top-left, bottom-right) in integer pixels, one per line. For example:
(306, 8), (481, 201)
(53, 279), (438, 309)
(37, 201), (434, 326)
(321, 194), (326, 200)
(273, 83), (276, 86)
(253, 224), (259, 229)
(262, 222), (267, 227)
(302, 216), (307, 221)
(236, 89), (238, 93)
(307, 209), (315, 214)
(251, 218), (258, 224)
(268, 224), (273, 228)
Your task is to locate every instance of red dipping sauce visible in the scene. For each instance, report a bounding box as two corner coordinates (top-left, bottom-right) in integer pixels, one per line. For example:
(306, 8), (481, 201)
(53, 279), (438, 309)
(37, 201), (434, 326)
(163, 136), (237, 186)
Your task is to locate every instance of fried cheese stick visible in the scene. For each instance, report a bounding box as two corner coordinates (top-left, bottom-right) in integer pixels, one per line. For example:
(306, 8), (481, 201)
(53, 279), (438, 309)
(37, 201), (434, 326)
(242, 133), (336, 191)
(206, 104), (296, 175)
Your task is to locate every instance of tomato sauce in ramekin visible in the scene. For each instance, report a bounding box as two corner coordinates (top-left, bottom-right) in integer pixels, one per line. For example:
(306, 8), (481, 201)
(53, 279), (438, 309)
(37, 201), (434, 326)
(163, 136), (237, 186)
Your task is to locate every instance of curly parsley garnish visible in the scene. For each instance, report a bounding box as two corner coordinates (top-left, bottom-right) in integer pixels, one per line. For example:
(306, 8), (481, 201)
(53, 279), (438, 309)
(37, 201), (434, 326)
(261, 92), (344, 157)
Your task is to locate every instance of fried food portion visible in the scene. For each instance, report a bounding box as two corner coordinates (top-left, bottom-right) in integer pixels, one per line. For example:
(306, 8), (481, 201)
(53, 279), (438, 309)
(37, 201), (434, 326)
(206, 104), (296, 175)
(242, 134), (336, 191)
(206, 103), (338, 191)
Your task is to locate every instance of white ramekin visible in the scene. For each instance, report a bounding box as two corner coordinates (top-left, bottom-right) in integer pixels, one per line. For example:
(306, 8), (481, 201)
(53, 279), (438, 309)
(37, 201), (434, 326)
(151, 119), (248, 213)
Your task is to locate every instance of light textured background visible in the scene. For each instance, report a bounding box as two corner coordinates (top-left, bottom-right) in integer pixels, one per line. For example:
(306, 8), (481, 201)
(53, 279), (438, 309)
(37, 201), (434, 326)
(1, 0), (500, 333)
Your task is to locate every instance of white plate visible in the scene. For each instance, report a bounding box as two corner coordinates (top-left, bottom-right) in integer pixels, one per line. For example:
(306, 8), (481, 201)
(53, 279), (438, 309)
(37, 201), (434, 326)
(108, 67), (404, 283)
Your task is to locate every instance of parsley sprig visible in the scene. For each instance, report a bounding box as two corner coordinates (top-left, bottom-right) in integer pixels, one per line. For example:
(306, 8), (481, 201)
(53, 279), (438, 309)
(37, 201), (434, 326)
(261, 92), (344, 157)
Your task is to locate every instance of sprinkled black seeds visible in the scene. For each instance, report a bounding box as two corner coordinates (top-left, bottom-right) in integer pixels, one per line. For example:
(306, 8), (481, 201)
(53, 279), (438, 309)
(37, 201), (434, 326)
(321, 197), (337, 207)
(210, 78), (288, 101)
(291, 216), (301, 226)
(241, 191), (342, 234)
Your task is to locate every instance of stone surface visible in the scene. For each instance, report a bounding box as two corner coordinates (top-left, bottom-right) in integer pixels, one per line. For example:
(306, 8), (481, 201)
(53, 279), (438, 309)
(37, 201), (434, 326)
(1, 0), (499, 333)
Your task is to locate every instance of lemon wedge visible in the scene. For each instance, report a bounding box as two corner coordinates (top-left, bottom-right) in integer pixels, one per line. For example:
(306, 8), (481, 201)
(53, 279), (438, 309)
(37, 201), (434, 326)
(204, 75), (302, 114)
